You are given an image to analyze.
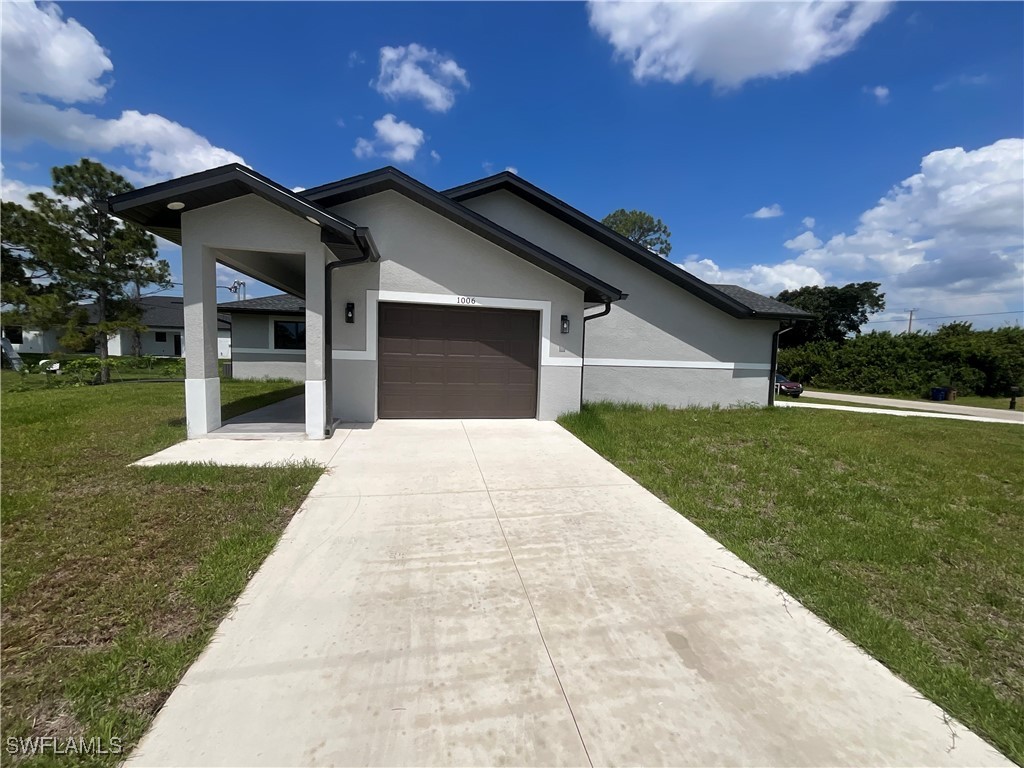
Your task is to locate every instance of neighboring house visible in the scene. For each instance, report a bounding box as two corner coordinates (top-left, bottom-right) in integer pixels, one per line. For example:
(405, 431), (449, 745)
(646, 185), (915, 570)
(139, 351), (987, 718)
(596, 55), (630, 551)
(218, 294), (305, 381)
(105, 164), (810, 440)
(2, 296), (232, 359)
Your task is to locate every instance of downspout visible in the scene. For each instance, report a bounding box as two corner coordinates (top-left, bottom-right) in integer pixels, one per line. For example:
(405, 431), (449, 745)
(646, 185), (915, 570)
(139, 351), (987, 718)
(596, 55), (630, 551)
(580, 300), (616, 409)
(768, 323), (792, 406)
(322, 228), (379, 437)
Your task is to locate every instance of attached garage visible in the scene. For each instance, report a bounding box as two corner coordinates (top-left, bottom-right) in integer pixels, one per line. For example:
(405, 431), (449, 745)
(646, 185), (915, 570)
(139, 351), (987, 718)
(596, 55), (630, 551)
(377, 302), (540, 418)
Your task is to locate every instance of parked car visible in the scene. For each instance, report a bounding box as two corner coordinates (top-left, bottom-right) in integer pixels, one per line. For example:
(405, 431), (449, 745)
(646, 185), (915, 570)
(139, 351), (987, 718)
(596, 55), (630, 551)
(775, 373), (803, 397)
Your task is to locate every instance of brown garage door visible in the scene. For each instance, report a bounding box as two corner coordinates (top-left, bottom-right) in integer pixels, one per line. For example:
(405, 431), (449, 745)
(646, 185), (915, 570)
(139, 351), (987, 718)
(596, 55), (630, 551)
(378, 302), (539, 418)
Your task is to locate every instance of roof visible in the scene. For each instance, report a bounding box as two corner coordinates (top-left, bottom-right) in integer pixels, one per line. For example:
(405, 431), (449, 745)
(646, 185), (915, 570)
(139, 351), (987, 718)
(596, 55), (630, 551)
(104, 164), (378, 262)
(86, 296), (231, 330)
(218, 294), (305, 315)
(711, 285), (814, 319)
(443, 172), (810, 321)
(300, 167), (624, 304)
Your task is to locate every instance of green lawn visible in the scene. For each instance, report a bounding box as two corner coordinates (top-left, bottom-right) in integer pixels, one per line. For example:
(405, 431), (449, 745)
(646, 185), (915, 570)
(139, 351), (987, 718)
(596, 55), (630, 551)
(560, 403), (1024, 764)
(1, 377), (321, 767)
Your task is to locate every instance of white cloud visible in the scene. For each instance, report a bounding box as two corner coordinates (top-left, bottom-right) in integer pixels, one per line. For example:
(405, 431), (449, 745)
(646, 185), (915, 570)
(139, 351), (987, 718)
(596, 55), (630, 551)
(291, 186), (306, 193)
(430, 149), (441, 162)
(373, 43), (469, 113)
(0, 165), (51, 208)
(353, 114), (425, 163)
(680, 139), (1024, 327)
(934, 73), (989, 92)
(802, 216), (816, 229)
(0, 2), (244, 184)
(347, 50), (364, 68)
(505, 166), (518, 175)
(588, 1), (890, 88)
(748, 203), (784, 219)
(784, 231), (823, 251)
(865, 84), (890, 104)
(679, 256), (826, 296)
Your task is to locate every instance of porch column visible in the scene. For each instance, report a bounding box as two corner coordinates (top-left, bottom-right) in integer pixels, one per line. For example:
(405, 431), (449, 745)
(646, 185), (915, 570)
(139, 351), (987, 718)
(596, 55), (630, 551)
(304, 247), (327, 440)
(182, 241), (221, 437)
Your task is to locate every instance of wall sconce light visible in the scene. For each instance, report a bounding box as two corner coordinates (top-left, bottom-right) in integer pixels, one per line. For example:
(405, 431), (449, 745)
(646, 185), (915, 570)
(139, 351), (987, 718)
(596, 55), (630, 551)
(560, 314), (570, 334)
(345, 303), (355, 324)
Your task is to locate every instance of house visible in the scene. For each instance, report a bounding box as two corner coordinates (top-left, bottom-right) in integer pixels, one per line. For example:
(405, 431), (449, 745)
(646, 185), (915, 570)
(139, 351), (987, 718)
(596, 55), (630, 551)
(104, 164), (810, 440)
(2, 296), (232, 359)
(218, 294), (305, 381)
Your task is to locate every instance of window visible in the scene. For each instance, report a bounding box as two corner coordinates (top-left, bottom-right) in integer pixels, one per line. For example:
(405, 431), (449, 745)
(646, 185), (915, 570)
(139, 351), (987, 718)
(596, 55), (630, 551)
(4, 326), (23, 344)
(274, 320), (305, 350)
(154, 331), (167, 342)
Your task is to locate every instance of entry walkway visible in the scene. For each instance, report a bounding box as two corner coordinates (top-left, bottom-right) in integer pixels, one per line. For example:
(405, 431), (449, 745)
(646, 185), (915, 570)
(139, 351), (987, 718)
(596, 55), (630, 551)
(803, 390), (1023, 423)
(128, 420), (1010, 767)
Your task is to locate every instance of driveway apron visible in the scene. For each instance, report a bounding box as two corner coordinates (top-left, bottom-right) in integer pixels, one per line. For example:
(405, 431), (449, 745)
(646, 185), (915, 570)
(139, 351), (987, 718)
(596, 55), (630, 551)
(127, 420), (1010, 767)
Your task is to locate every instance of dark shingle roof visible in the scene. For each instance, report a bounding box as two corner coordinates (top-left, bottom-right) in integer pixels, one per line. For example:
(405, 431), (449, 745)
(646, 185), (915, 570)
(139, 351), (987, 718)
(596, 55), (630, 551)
(218, 294), (305, 314)
(86, 296), (230, 329)
(710, 285), (814, 319)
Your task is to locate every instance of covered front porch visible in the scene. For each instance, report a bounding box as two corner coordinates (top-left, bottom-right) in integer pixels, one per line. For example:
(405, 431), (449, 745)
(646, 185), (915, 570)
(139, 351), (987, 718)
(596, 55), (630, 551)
(105, 165), (379, 440)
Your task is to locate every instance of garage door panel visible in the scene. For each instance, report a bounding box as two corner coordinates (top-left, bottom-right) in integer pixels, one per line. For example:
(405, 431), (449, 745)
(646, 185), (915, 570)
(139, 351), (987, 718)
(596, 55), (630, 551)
(378, 302), (539, 419)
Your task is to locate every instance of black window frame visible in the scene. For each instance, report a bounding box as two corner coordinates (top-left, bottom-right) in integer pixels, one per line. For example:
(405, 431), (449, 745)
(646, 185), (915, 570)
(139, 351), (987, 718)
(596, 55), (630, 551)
(154, 331), (167, 342)
(4, 326), (23, 344)
(273, 320), (305, 350)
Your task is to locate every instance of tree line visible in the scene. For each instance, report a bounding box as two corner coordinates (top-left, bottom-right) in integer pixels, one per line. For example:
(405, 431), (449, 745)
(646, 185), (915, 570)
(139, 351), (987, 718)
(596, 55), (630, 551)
(2, 160), (170, 383)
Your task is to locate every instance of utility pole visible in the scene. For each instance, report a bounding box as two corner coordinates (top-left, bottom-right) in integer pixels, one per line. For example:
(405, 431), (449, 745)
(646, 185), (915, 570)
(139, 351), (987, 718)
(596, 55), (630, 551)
(905, 308), (918, 333)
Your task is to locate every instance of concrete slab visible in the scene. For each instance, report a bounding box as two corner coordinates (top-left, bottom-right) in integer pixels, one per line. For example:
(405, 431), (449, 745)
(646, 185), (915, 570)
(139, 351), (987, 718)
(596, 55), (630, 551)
(803, 390), (1024, 423)
(133, 428), (351, 467)
(778, 400), (1022, 425)
(128, 420), (1011, 767)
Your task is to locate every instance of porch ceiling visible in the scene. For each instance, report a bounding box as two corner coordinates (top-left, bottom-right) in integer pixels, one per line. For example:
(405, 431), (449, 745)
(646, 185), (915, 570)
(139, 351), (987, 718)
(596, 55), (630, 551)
(215, 247), (306, 298)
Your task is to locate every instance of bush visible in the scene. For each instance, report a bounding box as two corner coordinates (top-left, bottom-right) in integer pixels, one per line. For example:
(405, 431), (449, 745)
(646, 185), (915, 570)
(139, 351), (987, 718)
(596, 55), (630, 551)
(778, 324), (1024, 397)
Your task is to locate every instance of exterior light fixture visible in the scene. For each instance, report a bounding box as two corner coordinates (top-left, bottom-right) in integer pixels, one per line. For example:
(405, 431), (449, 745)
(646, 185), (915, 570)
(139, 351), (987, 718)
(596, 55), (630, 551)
(305, 216), (320, 225)
(166, 201), (185, 210)
(561, 314), (570, 334)
(345, 302), (355, 323)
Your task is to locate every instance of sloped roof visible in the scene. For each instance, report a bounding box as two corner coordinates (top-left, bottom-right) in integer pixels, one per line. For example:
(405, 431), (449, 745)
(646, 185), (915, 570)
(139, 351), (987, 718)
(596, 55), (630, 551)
(711, 285), (814, 319)
(86, 296), (231, 330)
(300, 167), (624, 304)
(444, 171), (810, 321)
(218, 294), (305, 314)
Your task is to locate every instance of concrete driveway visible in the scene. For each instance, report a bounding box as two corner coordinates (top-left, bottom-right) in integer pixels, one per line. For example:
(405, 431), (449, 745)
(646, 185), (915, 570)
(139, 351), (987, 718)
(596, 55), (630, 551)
(129, 420), (1009, 767)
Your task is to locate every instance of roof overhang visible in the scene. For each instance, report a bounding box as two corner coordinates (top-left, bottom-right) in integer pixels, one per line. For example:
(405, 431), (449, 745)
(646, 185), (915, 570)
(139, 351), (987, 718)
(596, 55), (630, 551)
(302, 167), (624, 304)
(443, 173), (806, 320)
(104, 164), (377, 262)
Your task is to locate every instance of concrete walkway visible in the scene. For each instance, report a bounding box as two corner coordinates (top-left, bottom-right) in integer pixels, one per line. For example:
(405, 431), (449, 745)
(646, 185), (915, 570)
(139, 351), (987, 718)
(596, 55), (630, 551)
(128, 420), (1010, 767)
(778, 400), (1022, 425)
(804, 390), (1024, 423)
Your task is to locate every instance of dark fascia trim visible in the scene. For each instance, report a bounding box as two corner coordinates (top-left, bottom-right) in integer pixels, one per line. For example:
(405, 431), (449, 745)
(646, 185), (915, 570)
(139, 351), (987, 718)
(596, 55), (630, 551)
(301, 167), (624, 304)
(105, 163), (366, 251)
(443, 173), (766, 319)
(217, 306), (305, 316)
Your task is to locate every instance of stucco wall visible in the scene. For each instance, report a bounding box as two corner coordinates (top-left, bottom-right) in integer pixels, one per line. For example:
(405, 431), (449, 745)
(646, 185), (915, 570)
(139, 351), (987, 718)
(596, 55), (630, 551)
(461, 190), (779, 407)
(8, 328), (62, 355)
(325, 191), (587, 421)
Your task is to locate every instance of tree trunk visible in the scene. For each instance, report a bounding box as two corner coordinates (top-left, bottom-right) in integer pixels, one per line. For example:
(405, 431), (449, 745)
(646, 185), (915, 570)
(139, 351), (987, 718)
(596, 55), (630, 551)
(97, 288), (110, 384)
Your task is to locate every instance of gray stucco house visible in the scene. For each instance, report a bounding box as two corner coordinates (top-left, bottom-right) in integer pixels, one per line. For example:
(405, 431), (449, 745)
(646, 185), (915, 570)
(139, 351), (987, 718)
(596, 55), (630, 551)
(106, 164), (809, 440)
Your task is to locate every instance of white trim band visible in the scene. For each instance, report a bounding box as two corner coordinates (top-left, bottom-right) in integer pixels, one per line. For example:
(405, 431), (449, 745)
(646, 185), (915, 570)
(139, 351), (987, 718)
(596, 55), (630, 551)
(585, 358), (771, 371)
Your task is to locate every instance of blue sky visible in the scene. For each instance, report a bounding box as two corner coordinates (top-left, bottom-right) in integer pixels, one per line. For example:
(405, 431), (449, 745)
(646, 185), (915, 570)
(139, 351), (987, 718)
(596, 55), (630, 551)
(2, 1), (1022, 331)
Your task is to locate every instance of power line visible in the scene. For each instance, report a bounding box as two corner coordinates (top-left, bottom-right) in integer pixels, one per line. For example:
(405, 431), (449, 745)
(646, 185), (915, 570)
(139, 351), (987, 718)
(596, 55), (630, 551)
(864, 310), (1024, 325)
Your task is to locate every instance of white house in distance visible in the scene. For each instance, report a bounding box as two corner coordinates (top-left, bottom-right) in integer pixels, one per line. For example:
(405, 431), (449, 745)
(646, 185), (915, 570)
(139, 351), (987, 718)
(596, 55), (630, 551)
(2, 296), (231, 359)
(104, 164), (809, 440)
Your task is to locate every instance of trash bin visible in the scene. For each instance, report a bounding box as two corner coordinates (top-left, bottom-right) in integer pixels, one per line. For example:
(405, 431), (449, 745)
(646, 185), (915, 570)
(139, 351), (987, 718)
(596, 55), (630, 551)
(931, 387), (946, 401)
(946, 388), (957, 401)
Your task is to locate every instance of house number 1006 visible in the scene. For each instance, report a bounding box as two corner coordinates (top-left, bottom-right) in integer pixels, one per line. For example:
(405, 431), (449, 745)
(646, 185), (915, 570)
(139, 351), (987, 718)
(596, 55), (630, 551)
(456, 296), (478, 305)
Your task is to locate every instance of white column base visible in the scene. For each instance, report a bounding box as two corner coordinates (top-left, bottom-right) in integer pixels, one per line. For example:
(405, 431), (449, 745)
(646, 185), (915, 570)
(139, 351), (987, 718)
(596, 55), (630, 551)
(185, 377), (221, 438)
(305, 379), (327, 440)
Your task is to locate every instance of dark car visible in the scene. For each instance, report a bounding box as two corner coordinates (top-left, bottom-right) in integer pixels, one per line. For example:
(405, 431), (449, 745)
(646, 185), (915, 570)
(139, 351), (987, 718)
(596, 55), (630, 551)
(775, 373), (803, 398)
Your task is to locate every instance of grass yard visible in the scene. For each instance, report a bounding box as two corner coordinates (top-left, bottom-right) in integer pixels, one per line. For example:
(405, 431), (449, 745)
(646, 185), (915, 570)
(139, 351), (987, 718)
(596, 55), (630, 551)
(1, 377), (322, 767)
(801, 395), (1022, 414)
(560, 403), (1024, 764)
